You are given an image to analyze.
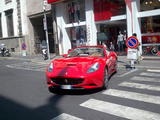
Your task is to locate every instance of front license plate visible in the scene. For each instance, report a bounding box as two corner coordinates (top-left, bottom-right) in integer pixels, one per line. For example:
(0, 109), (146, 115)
(61, 85), (72, 89)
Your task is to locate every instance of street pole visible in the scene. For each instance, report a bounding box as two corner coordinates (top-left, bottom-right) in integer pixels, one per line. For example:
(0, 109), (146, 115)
(52, 5), (59, 55)
(43, 0), (50, 60)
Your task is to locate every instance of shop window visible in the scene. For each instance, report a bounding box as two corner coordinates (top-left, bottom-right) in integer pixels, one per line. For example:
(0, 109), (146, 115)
(5, 9), (14, 37)
(141, 16), (160, 33)
(67, 26), (86, 48)
(141, 16), (160, 55)
(65, 0), (85, 24)
(141, 0), (160, 11)
(97, 20), (127, 53)
(94, 0), (126, 21)
(0, 14), (2, 38)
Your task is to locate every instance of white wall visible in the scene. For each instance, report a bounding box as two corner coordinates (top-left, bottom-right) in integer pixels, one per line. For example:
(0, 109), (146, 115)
(0, 0), (20, 37)
(27, 0), (51, 16)
(56, 3), (71, 55)
(20, 0), (28, 36)
(0, 0), (21, 53)
(85, 0), (97, 45)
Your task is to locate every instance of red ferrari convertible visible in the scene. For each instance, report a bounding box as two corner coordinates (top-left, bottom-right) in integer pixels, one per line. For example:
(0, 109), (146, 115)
(46, 45), (117, 92)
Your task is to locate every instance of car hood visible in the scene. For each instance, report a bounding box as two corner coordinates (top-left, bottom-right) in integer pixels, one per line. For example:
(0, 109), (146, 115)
(52, 57), (103, 75)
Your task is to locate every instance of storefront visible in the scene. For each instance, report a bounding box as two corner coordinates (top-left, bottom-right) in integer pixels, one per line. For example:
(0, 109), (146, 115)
(48, 0), (160, 56)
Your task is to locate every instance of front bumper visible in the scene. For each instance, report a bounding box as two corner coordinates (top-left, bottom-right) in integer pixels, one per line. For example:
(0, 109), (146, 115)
(46, 71), (104, 90)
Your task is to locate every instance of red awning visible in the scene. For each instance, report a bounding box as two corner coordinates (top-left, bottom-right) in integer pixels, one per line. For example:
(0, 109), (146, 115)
(47, 0), (63, 4)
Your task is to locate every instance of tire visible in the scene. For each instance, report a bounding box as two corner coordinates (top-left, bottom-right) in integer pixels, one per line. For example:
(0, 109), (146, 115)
(115, 59), (118, 73)
(142, 48), (147, 55)
(6, 53), (11, 57)
(48, 87), (54, 93)
(151, 46), (158, 56)
(42, 54), (48, 60)
(103, 68), (109, 89)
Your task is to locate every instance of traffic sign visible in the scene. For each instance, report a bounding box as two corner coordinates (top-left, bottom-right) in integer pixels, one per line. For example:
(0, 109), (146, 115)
(126, 36), (139, 49)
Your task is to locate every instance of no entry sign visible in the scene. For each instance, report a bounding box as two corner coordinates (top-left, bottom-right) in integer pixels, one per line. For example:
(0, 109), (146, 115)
(126, 36), (139, 49)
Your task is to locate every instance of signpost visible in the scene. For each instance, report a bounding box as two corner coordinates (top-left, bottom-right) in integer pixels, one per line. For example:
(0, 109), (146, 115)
(43, 0), (50, 60)
(126, 36), (139, 68)
(126, 36), (139, 49)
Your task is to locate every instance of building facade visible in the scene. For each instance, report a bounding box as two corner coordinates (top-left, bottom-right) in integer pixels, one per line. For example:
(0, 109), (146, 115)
(0, 0), (27, 54)
(48, 0), (160, 56)
(26, 0), (55, 55)
(0, 0), (55, 55)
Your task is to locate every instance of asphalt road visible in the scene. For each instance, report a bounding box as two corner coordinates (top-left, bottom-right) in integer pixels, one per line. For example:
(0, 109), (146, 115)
(0, 59), (160, 120)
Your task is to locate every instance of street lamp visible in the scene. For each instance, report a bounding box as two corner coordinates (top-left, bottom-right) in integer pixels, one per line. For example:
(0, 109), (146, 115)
(43, 0), (50, 60)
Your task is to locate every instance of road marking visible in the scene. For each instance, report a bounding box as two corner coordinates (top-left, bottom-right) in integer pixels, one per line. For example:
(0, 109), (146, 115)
(51, 113), (83, 120)
(131, 76), (160, 83)
(140, 72), (160, 77)
(118, 69), (138, 77)
(80, 99), (160, 120)
(119, 82), (160, 91)
(147, 69), (160, 73)
(103, 89), (160, 105)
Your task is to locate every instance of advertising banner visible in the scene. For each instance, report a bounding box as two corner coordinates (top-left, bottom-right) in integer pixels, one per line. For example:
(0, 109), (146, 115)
(94, 0), (120, 21)
(142, 34), (160, 44)
(47, 0), (62, 4)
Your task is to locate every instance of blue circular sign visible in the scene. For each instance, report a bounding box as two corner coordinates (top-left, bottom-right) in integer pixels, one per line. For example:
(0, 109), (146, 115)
(126, 36), (139, 49)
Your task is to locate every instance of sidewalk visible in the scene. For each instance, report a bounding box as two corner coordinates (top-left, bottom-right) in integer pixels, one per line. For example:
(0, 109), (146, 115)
(118, 55), (160, 69)
(0, 54), (59, 64)
(1, 54), (160, 69)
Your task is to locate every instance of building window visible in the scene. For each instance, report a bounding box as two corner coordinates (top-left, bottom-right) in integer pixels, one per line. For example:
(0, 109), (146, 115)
(97, 20), (127, 52)
(5, 0), (12, 4)
(65, 0), (85, 24)
(0, 14), (2, 38)
(67, 26), (87, 48)
(5, 9), (14, 37)
(141, 0), (160, 11)
(141, 15), (160, 55)
(141, 16), (160, 34)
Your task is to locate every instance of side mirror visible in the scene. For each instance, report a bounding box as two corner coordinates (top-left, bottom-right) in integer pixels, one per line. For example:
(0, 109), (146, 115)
(68, 49), (72, 54)
(62, 54), (68, 57)
(110, 51), (116, 57)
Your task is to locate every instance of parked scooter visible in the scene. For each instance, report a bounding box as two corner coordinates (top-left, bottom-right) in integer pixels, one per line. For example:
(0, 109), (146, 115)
(0, 44), (11, 57)
(42, 48), (48, 60)
(41, 40), (48, 60)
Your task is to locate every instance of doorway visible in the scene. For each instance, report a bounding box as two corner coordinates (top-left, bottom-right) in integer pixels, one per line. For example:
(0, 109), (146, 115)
(30, 14), (55, 54)
(97, 20), (127, 53)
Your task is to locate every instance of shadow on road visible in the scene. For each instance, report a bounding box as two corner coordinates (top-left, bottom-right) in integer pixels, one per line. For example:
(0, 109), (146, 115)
(49, 88), (103, 95)
(0, 95), (64, 120)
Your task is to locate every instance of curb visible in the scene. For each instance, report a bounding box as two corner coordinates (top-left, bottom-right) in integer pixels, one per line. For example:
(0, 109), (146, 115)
(118, 64), (160, 69)
(0, 56), (31, 61)
(142, 57), (160, 60)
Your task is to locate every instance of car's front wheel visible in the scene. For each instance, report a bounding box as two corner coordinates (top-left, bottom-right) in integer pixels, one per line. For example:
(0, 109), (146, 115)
(103, 68), (109, 89)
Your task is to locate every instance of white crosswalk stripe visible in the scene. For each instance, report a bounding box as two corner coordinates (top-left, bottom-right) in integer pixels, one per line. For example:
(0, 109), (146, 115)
(147, 69), (160, 73)
(119, 82), (160, 91)
(51, 70), (160, 120)
(103, 89), (160, 105)
(140, 72), (160, 77)
(80, 99), (160, 120)
(51, 113), (83, 120)
(131, 76), (160, 83)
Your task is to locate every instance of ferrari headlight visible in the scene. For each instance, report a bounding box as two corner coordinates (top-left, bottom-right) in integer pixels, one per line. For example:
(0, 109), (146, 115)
(87, 62), (99, 73)
(48, 63), (53, 72)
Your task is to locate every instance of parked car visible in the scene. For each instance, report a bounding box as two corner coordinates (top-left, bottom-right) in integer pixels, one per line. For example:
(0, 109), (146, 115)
(46, 45), (117, 92)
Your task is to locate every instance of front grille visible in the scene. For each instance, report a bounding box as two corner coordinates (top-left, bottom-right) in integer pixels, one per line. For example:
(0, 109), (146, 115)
(51, 78), (84, 85)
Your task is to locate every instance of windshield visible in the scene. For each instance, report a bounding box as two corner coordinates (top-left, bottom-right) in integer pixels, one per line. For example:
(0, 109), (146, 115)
(68, 47), (104, 57)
